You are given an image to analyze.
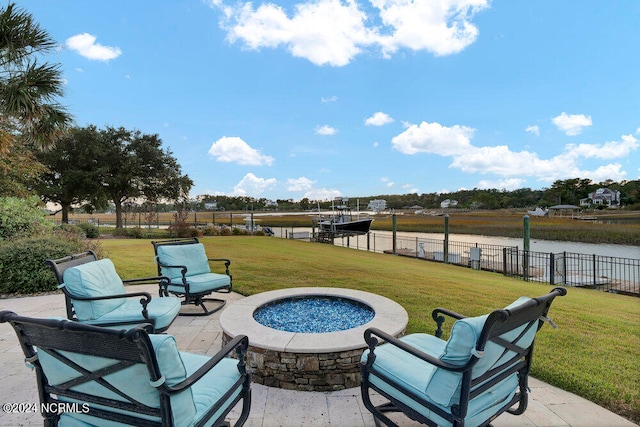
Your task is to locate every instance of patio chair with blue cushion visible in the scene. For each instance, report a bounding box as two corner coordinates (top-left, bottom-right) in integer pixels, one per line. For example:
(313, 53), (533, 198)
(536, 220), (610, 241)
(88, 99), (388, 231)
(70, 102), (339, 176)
(151, 238), (232, 316)
(360, 287), (567, 427)
(45, 250), (181, 333)
(0, 310), (252, 427)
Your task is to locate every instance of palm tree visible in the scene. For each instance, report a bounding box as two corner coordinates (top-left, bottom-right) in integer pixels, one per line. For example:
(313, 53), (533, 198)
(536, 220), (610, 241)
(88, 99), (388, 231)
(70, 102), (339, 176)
(0, 2), (72, 152)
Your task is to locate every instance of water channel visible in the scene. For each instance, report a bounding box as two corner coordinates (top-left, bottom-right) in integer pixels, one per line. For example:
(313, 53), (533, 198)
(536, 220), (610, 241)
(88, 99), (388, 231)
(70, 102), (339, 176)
(269, 227), (640, 260)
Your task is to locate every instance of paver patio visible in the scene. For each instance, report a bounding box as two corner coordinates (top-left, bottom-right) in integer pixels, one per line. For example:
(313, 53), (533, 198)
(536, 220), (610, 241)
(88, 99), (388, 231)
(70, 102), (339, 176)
(0, 286), (634, 426)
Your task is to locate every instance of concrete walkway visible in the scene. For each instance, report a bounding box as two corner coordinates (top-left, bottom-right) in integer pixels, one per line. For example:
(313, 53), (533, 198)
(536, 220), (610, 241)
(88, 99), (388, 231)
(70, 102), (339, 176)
(0, 287), (635, 427)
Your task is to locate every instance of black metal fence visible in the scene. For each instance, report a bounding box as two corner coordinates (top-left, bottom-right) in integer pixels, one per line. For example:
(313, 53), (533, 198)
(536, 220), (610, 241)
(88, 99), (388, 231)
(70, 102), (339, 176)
(326, 231), (640, 297)
(503, 248), (640, 296)
(54, 219), (640, 297)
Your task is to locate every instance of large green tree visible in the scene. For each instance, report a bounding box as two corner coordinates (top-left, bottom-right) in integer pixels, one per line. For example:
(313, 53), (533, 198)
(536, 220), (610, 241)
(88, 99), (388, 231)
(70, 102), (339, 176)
(36, 125), (193, 227)
(34, 126), (104, 223)
(96, 127), (193, 228)
(0, 2), (71, 151)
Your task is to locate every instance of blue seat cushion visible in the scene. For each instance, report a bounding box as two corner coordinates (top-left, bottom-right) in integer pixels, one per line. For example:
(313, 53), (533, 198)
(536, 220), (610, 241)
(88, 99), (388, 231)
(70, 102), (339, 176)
(38, 334), (196, 426)
(181, 352), (244, 426)
(363, 296), (536, 423)
(367, 365), (518, 427)
(80, 296), (181, 330)
(167, 273), (231, 295)
(62, 259), (127, 320)
(428, 297), (534, 406)
(156, 244), (211, 280)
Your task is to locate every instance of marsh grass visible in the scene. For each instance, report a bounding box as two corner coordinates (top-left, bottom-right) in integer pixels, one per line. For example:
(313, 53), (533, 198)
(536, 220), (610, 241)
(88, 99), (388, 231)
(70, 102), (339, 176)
(102, 236), (639, 422)
(68, 210), (640, 245)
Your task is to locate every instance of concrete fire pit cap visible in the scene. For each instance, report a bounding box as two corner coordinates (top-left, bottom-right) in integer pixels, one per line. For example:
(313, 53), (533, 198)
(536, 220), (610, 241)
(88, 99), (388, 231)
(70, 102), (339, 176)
(219, 287), (408, 353)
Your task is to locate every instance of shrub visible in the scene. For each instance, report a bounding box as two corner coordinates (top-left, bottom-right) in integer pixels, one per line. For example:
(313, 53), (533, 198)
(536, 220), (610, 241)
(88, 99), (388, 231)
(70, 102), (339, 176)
(202, 225), (219, 236)
(77, 222), (100, 238)
(0, 230), (102, 294)
(0, 196), (52, 240)
(168, 221), (200, 238)
(0, 233), (94, 294)
(128, 227), (144, 239)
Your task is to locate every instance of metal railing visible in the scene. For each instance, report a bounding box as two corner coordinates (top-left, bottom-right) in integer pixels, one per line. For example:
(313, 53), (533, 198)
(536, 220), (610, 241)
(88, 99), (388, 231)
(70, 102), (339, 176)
(53, 219), (640, 297)
(503, 248), (640, 296)
(326, 232), (639, 297)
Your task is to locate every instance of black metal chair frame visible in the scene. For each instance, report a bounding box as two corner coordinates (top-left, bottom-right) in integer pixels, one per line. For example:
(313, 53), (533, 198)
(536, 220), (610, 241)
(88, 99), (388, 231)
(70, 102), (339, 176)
(45, 250), (175, 332)
(151, 238), (232, 316)
(0, 310), (252, 427)
(360, 287), (567, 427)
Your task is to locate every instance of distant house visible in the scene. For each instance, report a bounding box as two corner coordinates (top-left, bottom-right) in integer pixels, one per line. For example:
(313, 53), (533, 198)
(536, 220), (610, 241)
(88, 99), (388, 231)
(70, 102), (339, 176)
(580, 188), (621, 208)
(367, 199), (387, 212)
(204, 202), (218, 211)
(440, 199), (458, 209)
(265, 200), (278, 209)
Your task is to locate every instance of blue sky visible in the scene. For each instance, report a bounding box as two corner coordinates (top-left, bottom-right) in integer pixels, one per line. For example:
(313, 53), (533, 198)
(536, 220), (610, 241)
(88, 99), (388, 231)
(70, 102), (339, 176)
(22, 0), (640, 201)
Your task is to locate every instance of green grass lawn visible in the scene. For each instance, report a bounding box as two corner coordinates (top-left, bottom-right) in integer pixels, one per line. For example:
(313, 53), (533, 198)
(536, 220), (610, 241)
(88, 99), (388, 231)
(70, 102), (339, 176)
(102, 236), (640, 422)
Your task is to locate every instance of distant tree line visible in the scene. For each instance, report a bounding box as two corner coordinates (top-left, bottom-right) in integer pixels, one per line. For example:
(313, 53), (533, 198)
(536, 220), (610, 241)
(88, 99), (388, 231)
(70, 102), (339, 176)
(190, 178), (640, 212)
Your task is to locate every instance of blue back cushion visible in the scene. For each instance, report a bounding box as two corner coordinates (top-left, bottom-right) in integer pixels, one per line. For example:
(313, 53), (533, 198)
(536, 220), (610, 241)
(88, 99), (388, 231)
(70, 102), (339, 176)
(156, 244), (211, 280)
(62, 259), (127, 320)
(37, 333), (196, 425)
(426, 297), (535, 407)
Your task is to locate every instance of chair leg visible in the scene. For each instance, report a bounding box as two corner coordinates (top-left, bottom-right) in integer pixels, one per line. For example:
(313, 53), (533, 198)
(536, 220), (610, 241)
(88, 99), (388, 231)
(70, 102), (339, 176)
(178, 297), (226, 316)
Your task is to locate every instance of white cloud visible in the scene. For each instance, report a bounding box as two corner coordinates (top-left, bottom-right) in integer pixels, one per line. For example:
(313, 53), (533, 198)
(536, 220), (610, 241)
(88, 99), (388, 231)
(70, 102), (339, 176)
(365, 111), (394, 126)
(391, 121), (475, 156)
(66, 33), (121, 61)
(477, 178), (525, 191)
(287, 177), (315, 191)
(552, 112), (592, 136)
(373, 0), (488, 57)
(321, 96), (338, 103)
(373, 141), (379, 147)
(635, 127), (640, 135)
(208, 136), (274, 165)
(564, 134), (638, 160)
(380, 177), (393, 187)
(525, 125), (539, 136)
(315, 125), (337, 135)
(214, 0), (488, 66)
(391, 121), (639, 185)
(585, 164), (627, 183)
(303, 187), (342, 200)
(233, 173), (277, 196)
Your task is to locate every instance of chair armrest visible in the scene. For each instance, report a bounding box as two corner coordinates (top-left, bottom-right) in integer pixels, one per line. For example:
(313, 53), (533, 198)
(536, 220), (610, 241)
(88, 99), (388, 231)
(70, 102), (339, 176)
(156, 258), (188, 279)
(62, 290), (152, 303)
(431, 308), (467, 338)
(165, 335), (249, 393)
(122, 276), (169, 285)
(61, 289), (153, 319)
(208, 258), (231, 275)
(123, 276), (173, 296)
(363, 328), (465, 372)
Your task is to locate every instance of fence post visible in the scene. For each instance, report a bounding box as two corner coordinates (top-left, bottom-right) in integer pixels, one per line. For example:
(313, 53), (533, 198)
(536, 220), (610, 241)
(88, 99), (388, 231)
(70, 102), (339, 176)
(502, 248), (507, 275)
(593, 254), (597, 288)
(523, 215), (530, 281)
(549, 252), (555, 284)
(392, 213), (397, 255)
(444, 214), (449, 264)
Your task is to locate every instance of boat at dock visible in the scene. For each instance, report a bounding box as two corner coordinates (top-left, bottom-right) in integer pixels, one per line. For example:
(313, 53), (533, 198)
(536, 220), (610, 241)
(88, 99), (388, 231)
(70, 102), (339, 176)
(313, 198), (373, 239)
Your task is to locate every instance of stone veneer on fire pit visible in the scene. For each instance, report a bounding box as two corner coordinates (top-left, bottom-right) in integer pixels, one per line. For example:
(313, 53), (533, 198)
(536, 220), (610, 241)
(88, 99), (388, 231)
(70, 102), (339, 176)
(220, 287), (408, 392)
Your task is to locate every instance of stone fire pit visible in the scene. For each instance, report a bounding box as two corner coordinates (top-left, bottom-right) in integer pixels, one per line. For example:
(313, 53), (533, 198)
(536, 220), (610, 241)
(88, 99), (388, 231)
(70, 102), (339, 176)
(220, 287), (408, 391)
